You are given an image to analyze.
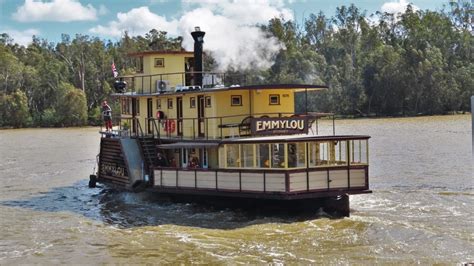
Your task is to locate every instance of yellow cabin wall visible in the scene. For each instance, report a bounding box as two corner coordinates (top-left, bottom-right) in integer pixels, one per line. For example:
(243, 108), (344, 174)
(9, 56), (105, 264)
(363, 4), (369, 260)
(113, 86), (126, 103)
(127, 88), (295, 138)
(251, 89), (295, 115)
(136, 54), (190, 92)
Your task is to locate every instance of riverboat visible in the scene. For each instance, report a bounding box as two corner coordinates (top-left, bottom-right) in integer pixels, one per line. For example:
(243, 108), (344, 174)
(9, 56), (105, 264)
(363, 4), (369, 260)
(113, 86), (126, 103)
(93, 28), (371, 216)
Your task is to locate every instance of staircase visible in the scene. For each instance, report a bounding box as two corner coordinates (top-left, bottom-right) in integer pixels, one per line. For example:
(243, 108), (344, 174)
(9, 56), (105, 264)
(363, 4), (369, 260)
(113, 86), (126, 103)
(138, 137), (158, 171)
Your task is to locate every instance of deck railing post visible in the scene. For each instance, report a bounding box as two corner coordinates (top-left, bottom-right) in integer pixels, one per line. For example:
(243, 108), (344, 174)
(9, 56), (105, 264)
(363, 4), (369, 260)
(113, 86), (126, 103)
(263, 171), (266, 193)
(220, 117), (223, 139)
(239, 170), (242, 192)
(206, 118), (209, 140)
(333, 115), (335, 136)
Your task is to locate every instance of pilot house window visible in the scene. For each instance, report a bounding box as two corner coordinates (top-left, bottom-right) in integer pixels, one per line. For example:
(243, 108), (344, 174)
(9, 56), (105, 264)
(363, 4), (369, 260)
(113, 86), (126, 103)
(154, 58), (165, 67)
(231, 95), (242, 106)
(269, 94), (280, 105)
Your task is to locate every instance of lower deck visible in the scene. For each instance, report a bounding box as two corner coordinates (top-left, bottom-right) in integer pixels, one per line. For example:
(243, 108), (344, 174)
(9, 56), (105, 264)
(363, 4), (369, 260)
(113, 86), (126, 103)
(97, 134), (371, 200)
(153, 165), (369, 199)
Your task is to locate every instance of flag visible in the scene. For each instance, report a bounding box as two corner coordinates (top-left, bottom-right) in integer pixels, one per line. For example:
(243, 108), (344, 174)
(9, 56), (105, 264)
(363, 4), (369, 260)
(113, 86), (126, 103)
(111, 61), (118, 78)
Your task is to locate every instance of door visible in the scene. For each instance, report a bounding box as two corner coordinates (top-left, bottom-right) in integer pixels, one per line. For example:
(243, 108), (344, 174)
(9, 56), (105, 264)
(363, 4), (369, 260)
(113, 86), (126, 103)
(177, 97), (183, 136)
(197, 95), (205, 137)
(147, 98), (153, 134)
(132, 98), (137, 134)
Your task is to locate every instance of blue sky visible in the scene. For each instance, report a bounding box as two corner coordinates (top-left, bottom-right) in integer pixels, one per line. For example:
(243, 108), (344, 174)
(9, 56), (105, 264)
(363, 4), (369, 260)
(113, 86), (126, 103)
(0, 0), (448, 46)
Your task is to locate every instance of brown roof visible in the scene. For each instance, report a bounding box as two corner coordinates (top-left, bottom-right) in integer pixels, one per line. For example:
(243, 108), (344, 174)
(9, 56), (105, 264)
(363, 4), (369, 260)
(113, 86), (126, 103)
(128, 50), (194, 57)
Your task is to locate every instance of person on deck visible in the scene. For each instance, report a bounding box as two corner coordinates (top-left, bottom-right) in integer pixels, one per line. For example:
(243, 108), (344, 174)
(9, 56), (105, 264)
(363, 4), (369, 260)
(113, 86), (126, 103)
(102, 101), (112, 132)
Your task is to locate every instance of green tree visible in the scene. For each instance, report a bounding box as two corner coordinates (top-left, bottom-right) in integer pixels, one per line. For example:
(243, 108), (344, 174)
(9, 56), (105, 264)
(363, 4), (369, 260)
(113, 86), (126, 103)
(56, 82), (88, 126)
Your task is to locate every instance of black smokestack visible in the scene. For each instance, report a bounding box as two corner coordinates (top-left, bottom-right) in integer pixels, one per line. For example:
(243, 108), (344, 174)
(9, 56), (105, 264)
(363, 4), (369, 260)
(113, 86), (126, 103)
(191, 27), (205, 87)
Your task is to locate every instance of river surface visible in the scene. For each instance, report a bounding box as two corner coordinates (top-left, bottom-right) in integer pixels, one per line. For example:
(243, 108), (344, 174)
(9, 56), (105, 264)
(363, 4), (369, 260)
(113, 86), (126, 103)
(0, 115), (472, 264)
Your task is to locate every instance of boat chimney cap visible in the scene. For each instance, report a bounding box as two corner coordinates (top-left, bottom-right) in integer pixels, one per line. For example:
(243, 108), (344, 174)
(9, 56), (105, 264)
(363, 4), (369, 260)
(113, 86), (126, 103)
(194, 26), (201, 32)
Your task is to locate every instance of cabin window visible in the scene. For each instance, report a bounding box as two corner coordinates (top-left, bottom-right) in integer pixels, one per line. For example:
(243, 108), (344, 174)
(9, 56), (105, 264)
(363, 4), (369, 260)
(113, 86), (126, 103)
(309, 142), (329, 167)
(271, 143), (285, 168)
(241, 144), (254, 168)
(256, 144), (270, 168)
(154, 58), (165, 68)
(269, 94), (280, 105)
(231, 95), (242, 106)
(156, 99), (161, 109)
(287, 142), (306, 168)
(350, 139), (368, 165)
(167, 98), (173, 109)
(190, 97), (196, 108)
(226, 145), (240, 167)
(205, 96), (212, 107)
(334, 140), (348, 165)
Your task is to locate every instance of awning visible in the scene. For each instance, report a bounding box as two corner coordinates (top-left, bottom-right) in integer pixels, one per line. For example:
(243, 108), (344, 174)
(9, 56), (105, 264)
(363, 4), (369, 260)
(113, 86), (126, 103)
(157, 142), (219, 149)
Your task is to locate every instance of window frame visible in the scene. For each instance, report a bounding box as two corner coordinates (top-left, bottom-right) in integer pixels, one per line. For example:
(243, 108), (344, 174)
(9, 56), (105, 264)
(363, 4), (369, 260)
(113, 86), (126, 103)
(190, 97), (196, 108)
(269, 94), (280, 105)
(205, 96), (212, 108)
(231, 95), (242, 106)
(167, 98), (173, 109)
(154, 58), (165, 68)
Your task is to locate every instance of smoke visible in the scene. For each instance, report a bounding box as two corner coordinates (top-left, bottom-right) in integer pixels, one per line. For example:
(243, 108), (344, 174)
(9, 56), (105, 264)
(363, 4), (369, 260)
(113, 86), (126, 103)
(178, 1), (293, 71)
(89, 0), (293, 71)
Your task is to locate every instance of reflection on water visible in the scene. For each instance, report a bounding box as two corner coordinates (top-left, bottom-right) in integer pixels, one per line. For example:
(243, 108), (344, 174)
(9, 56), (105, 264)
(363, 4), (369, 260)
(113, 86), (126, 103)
(0, 116), (473, 264)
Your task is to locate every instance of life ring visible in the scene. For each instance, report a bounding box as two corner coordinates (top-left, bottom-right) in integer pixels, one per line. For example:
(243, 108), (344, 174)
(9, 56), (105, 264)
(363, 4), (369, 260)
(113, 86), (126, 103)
(164, 119), (176, 133)
(156, 110), (165, 120)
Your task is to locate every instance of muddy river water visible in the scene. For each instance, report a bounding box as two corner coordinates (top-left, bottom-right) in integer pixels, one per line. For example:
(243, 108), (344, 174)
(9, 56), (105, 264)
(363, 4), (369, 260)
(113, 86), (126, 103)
(0, 115), (472, 264)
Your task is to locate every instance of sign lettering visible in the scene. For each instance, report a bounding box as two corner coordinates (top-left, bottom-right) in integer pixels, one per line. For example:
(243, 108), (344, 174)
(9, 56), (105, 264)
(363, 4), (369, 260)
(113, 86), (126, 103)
(251, 117), (308, 135)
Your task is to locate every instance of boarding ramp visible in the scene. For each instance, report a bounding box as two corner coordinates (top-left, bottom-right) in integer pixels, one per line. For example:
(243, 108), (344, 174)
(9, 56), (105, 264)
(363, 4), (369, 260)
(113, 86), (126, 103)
(120, 138), (146, 190)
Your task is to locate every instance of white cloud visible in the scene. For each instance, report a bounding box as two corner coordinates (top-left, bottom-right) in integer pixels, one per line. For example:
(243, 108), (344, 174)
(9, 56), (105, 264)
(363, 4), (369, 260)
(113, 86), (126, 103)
(1, 28), (40, 46)
(12, 0), (98, 22)
(89, 6), (178, 37)
(90, 0), (293, 71)
(381, 0), (418, 14)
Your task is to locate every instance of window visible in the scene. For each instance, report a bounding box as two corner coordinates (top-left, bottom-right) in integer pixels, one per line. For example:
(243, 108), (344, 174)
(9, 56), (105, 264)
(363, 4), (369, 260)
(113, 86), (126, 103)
(242, 144), (254, 168)
(231, 95), (242, 106)
(205, 96), (211, 107)
(226, 145), (240, 167)
(271, 143), (285, 168)
(256, 144), (269, 168)
(287, 143), (306, 168)
(309, 142), (328, 167)
(167, 98), (173, 109)
(190, 97), (196, 108)
(269, 94), (280, 105)
(154, 58), (165, 67)
(156, 99), (161, 109)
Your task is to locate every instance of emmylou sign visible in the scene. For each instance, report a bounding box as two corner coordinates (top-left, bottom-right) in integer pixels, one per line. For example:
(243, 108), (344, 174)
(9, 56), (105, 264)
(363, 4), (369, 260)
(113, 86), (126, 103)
(251, 117), (309, 135)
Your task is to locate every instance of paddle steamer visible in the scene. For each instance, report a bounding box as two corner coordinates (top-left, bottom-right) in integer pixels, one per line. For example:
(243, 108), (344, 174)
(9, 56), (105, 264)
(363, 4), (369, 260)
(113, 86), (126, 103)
(94, 28), (371, 216)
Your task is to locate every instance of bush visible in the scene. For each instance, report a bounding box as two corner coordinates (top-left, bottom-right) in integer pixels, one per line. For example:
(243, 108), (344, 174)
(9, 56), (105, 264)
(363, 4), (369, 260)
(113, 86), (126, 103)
(56, 82), (88, 126)
(0, 90), (31, 128)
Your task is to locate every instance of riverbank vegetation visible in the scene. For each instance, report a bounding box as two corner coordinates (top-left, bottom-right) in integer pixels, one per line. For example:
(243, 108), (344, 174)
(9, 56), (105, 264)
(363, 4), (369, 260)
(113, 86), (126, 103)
(0, 1), (472, 128)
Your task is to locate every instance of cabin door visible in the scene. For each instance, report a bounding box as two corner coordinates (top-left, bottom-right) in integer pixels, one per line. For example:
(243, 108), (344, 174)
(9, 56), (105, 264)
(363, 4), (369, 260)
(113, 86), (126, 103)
(197, 95), (205, 137)
(147, 98), (153, 134)
(131, 98), (138, 134)
(176, 97), (183, 136)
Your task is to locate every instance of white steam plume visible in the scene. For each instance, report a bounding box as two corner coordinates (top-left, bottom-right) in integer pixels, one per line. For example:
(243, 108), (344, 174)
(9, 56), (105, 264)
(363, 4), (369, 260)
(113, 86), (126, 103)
(89, 0), (293, 71)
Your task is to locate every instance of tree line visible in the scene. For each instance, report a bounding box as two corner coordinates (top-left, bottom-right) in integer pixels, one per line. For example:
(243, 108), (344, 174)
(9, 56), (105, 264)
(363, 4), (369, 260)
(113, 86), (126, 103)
(0, 1), (472, 128)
